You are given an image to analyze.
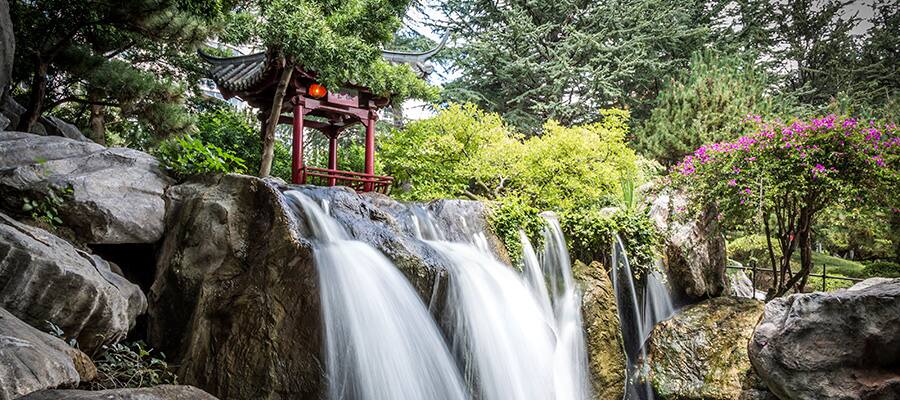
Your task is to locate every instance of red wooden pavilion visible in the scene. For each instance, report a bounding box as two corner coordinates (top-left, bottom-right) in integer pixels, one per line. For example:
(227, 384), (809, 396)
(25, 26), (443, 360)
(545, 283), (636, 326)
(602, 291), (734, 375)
(199, 37), (445, 193)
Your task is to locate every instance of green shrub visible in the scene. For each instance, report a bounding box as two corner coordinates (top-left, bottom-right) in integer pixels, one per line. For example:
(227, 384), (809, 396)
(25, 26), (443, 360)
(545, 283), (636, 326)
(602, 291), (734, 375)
(156, 135), (247, 180)
(486, 195), (544, 259)
(88, 341), (178, 390)
(561, 206), (658, 277)
(22, 185), (73, 227)
(805, 273), (855, 292)
(864, 261), (900, 278)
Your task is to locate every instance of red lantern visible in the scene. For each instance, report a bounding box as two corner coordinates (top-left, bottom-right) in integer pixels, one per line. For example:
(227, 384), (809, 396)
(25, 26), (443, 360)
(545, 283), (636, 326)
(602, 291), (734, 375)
(308, 83), (327, 99)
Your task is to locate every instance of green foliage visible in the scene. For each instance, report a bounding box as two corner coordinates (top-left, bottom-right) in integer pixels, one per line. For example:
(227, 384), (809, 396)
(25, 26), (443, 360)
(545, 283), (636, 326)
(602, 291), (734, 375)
(383, 103), (655, 266)
(228, 0), (434, 100)
(805, 273), (855, 292)
(561, 207), (658, 277)
(88, 341), (178, 390)
(189, 100), (291, 182)
(21, 185), (73, 227)
(864, 262), (900, 279)
(436, 0), (715, 132)
(156, 135), (247, 179)
(10, 0), (223, 136)
(638, 50), (790, 165)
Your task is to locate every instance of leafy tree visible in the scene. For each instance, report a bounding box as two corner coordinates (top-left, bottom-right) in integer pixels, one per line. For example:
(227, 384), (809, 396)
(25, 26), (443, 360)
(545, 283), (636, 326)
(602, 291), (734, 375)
(222, 0), (435, 177)
(432, 0), (715, 132)
(10, 0), (226, 140)
(637, 50), (790, 165)
(674, 115), (899, 298)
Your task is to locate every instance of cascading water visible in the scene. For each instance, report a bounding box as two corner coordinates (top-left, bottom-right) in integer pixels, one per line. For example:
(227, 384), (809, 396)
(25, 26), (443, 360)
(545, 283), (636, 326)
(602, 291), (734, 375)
(610, 234), (677, 400)
(283, 191), (468, 400)
(415, 209), (591, 400)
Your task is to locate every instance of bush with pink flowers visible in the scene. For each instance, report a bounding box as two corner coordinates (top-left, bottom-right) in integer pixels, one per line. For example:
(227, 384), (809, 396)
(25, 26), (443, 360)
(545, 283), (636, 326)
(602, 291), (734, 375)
(673, 115), (899, 298)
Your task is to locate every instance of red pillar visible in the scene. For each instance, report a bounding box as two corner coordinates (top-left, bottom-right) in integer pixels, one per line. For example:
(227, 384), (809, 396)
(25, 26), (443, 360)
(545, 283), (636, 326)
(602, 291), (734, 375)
(291, 100), (305, 184)
(327, 129), (338, 187)
(363, 113), (376, 192)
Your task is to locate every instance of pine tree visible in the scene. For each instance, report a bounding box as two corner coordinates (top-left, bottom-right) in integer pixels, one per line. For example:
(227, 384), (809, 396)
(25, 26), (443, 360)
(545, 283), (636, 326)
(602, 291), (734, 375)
(10, 0), (228, 139)
(433, 0), (717, 133)
(637, 50), (790, 165)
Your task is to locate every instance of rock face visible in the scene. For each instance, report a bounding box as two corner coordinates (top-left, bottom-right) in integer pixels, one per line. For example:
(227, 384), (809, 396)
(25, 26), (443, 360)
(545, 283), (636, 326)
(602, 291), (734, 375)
(20, 385), (219, 400)
(0, 0), (12, 96)
(0, 308), (88, 400)
(575, 261), (626, 400)
(749, 278), (900, 400)
(646, 297), (765, 400)
(0, 132), (173, 244)
(149, 175), (508, 399)
(0, 212), (147, 355)
(648, 189), (727, 303)
(39, 116), (90, 142)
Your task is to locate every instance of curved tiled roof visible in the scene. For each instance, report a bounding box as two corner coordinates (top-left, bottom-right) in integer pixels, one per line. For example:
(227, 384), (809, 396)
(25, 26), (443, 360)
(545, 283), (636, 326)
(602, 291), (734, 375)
(198, 51), (269, 93)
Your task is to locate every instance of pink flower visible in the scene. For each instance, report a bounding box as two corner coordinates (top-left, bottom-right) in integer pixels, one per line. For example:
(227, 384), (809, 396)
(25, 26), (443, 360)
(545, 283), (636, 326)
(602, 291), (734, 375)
(728, 179), (737, 186)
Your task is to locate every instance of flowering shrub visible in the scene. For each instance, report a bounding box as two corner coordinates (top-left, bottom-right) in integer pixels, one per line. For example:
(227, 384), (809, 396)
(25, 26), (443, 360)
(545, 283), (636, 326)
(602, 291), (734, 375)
(674, 115), (898, 298)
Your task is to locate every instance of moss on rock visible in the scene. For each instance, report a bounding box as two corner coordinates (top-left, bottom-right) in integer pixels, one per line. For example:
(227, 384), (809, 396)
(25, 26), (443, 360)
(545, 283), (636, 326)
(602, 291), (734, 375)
(575, 260), (626, 399)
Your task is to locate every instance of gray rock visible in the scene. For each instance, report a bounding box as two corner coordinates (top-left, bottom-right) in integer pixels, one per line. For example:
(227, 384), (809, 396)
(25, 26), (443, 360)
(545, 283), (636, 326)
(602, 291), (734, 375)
(749, 278), (900, 400)
(648, 189), (727, 303)
(0, 212), (147, 355)
(148, 176), (507, 399)
(0, 0), (12, 94)
(1, 95), (23, 128)
(0, 112), (8, 131)
(0, 308), (86, 400)
(646, 297), (765, 400)
(39, 116), (91, 142)
(20, 385), (219, 399)
(0, 132), (174, 244)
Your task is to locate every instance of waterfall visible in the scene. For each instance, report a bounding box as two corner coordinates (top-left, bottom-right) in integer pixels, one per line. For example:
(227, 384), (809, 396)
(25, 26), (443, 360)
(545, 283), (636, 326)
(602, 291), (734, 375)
(610, 234), (677, 400)
(421, 210), (591, 400)
(284, 191), (468, 400)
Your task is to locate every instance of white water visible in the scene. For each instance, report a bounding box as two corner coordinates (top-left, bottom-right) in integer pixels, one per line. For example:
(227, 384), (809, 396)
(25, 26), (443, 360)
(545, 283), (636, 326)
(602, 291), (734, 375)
(416, 209), (591, 400)
(284, 191), (468, 400)
(610, 234), (677, 400)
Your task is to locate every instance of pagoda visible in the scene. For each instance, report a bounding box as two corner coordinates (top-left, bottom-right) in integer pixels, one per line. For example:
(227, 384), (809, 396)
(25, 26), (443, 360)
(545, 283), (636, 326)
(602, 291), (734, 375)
(199, 35), (446, 193)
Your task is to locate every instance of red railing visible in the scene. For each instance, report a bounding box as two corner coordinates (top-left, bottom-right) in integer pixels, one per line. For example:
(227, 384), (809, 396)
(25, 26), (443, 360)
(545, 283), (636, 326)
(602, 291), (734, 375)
(301, 166), (393, 194)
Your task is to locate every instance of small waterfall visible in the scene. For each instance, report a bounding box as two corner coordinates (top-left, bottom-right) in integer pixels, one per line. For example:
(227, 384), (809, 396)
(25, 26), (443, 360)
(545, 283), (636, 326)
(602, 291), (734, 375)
(610, 234), (676, 400)
(284, 191), (468, 400)
(420, 209), (591, 400)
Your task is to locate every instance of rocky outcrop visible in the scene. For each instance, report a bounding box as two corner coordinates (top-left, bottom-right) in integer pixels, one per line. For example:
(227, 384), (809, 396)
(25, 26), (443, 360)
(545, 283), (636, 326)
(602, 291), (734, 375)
(1, 96), (23, 130)
(21, 385), (216, 400)
(0, 0), (12, 97)
(575, 260), (626, 400)
(0, 212), (146, 354)
(0, 308), (92, 400)
(648, 189), (727, 303)
(39, 116), (90, 142)
(0, 132), (173, 243)
(149, 175), (507, 399)
(646, 297), (765, 400)
(20, 385), (219, 400)
(148, 174), (323, 400)
(749, 278), (900, 400)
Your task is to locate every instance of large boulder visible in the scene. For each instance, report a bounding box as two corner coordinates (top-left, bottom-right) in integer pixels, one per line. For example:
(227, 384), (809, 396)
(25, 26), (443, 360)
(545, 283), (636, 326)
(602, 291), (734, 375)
(0, 308), (93, 400)
(148, 175), (507, 399)
(575, 260), (626, 400)
(749, 278), (900, 400)
(0, 0), (12, 95)
(646, 297), (766, 400)
(39, 116), (90, 142)
(649, 189), (727, 303)
(0, 212), (146, 354)
(0, 132), (173, 244)
(20, 385), (219, 400)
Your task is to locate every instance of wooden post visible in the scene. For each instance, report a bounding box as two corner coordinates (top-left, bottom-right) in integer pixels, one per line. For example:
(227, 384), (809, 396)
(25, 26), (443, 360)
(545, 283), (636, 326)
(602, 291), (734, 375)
(292, 99), (305, 184)
(328, 128), (338, 187)
(822, 264), (827, 292)
(751, 260), (758, 293)
(363, 112), (376, 192)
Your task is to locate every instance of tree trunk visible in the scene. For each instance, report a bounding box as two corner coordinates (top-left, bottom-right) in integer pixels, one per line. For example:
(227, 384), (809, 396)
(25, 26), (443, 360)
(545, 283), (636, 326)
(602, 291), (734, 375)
(89, 94), (106, 145)
(17, 61), (49, 132)
(259, 66), (293, 177)
(778, 207), (814, 296)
